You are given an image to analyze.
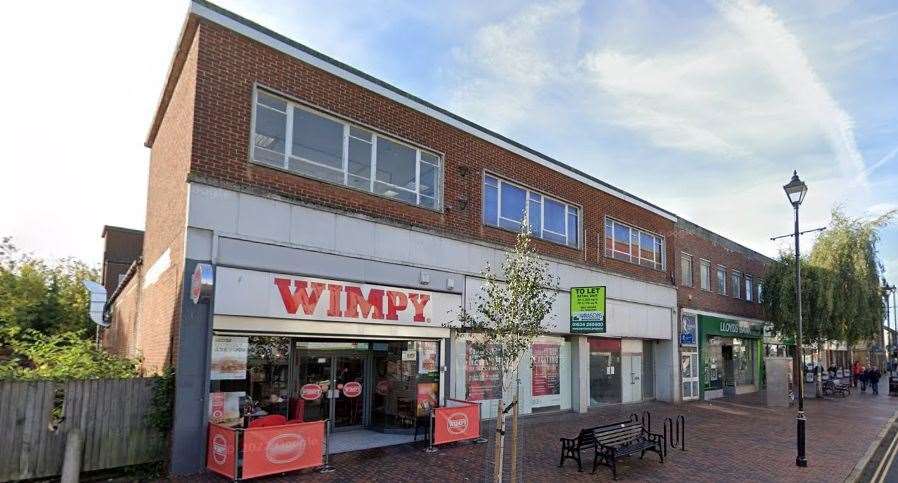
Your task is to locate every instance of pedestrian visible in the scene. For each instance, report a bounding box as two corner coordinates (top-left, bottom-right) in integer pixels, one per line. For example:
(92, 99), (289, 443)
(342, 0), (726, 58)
(860, 366), (868, 392)
(870, 366), (882, 395)
(852, 360), (862, 387)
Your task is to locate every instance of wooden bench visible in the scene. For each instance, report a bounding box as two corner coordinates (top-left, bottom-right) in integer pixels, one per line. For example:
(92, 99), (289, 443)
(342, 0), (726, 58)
(592, 420), (665, 479)
(559, 426), (599, 472)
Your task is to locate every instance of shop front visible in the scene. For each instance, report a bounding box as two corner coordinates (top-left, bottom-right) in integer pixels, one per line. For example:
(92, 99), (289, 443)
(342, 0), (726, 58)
(209, 267), (457, 453)
(697, 314), (764, 400)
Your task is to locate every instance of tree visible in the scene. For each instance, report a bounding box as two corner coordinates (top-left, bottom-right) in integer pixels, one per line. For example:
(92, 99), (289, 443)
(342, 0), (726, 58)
(455, 226), (559, 482)
(0, 236), (98, 336)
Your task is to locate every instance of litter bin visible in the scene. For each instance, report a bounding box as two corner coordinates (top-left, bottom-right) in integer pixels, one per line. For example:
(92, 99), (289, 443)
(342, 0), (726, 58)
(889, 377), (898, 397)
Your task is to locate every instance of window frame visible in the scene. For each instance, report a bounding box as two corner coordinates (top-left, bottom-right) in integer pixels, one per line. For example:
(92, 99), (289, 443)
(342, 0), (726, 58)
(699, 259), (711, 291)
(680, 253), (694, 287)
(716, 265), (727, 295)
(248, 86), (443, 211)
(481, 171), (582, 249)
(744, 275), (753, 302)
(731, 270), (742, 299)
(602, 217), (666, 271)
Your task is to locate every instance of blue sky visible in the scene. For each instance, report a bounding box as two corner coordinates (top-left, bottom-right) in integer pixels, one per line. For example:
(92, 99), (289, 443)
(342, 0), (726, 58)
(0, 0), (895, 292)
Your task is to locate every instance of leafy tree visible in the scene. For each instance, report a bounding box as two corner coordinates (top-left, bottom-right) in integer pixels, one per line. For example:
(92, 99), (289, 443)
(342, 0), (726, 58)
(0, 236), (98, 336)
(0, 327), (138, 380)
(455, 226), (559, 482)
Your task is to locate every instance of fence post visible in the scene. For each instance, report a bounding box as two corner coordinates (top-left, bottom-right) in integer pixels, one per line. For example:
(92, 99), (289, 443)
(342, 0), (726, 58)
(475, 402), (487, 444)
(60, 429), (83, 483)
(319, 419), (335, 473)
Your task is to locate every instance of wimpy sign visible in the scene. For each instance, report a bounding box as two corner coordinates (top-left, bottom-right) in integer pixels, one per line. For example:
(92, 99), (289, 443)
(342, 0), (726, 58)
(214, 267), (458, 327)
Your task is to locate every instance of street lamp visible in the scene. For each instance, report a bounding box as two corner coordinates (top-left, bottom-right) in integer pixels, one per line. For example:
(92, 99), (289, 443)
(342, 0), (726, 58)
(783, 170), (808, 468)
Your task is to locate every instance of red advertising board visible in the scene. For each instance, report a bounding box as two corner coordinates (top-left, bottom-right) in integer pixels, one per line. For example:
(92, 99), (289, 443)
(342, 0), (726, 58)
(433, 399), (480, 445)
(206, 424), (237, 479)
(242, 420), (325, 479)
(531, 343), (560, 397)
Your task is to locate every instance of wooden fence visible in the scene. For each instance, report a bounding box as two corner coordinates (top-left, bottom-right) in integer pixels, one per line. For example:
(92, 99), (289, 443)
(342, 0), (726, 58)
(0, 378), (165, 482)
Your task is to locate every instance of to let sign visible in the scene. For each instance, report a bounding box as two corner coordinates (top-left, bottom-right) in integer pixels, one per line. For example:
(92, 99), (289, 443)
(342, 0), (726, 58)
(570, 286), (606, 334)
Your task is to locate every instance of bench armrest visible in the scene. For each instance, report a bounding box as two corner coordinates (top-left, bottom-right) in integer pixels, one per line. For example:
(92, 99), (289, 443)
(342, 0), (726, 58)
(642, 429), (666, 445)
(560, 437), (576, 449)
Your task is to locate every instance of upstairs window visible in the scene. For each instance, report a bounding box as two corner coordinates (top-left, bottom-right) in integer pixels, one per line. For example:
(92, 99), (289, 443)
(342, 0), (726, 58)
(483, 175), (579, 248)
(731, 271), (742, 298)
(680, 254), (694, 287)
(251, 89), (441, 209)
(757, 282), (764, 303)
(716, 265), (727, 294)
(745, 275), (753, 302)
(603, 219), (665, 271)
(700, 259), (711, 291)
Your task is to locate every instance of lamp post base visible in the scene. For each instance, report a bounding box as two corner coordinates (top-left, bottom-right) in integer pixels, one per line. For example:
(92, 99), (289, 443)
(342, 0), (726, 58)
(796, 412), (808, 467)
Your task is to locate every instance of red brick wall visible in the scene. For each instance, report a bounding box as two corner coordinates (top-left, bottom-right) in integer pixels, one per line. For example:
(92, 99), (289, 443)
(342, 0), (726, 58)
(103, 270), (141, 358)
(187, 19), (675, 285)
(123, 30), (199, 374)
(674, 225), (769, 320)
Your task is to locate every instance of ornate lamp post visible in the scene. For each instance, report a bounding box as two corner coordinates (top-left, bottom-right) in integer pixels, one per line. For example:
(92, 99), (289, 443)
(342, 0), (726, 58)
(783, 170), (808, 467)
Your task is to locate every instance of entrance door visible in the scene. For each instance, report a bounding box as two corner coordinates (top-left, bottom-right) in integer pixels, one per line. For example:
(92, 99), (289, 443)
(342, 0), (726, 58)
(722, 345), (735, 396)
(681, 351), (699, 400)
(622, 355), (642, 403)
(296, 352), (369, 430)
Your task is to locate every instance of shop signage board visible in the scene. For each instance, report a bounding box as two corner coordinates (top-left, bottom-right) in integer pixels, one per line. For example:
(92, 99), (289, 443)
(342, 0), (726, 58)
(190, 263), (214, 304)
(206, 424), (237, 479)
(680, 314), (697, 346)
(241, 421), (325, 479)
(570, 286), (607, 333)
(531, 344), (560, 397)
(210, 336), (248, 380)
(464, 342), (502, 401)
(208, 391), (244, 426)
(698, 315), (764, 339)
(433, 399), (481, 445)
(214, 267), (460, 327)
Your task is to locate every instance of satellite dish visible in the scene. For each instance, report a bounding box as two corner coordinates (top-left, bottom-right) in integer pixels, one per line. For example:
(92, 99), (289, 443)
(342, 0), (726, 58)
(82, 280), (109, 327)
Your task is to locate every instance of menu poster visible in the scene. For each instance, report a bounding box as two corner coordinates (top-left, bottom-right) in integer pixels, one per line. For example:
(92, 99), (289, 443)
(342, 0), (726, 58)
(531, 344), (560, 396)
(416, 382), (438, 416)
(209, 391), (244, 426)
(465, 342), (502, 401)
(418, 341), (438, 375)
(210, 336), (248, 380)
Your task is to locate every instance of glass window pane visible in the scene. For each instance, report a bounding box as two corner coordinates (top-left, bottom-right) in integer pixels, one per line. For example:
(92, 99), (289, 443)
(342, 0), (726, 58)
(613, 223), (630, 255)
(253, 146), (285, 168)
(640, 233), (655, 262)
(544, 231), (566, 244)
(350, 126), (372, 140)
(528, 198), (541, 236)
(419, 195), (436, 209)
(419, 161), (438, 199)
(348, 174), (369, 191)
(376, 138), (416, 190)
(499, 182), (526, 223)
(498, 217), (522, 231)
(254, 105), (286, 154)
(421, 152), (440, 165)
(567, 211), (578, 248)
(374, 182), (416, 204)
(543, 198), (565, 234)
(605, 220), (613, 256)
(484, 184), (498, 225)
(348, 137), (371, 180)
(631, 231), (640, 258)
(292, 108), (343, 169)
(288, 158), (343, 184)
(485, 175), (498, 187)
(257, 91), (287, 112)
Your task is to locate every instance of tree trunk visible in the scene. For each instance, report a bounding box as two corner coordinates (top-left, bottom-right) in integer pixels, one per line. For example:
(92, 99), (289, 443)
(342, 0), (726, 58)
(510, 394), (519, 482)
(494, 399), (505, 482)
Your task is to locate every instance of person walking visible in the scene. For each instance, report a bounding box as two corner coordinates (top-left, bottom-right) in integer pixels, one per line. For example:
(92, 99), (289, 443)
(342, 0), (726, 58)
(852, 360), (862, 387)
(860, 366), (868, 392)
(870, 366), (882, 395)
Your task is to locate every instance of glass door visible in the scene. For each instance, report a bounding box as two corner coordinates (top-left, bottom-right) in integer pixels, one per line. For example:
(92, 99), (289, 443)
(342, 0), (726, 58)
(681, 351), (699, 400)
(333, 355), (365, 429)
(297, 354), (332, 422)
(295, 351), (369, 430)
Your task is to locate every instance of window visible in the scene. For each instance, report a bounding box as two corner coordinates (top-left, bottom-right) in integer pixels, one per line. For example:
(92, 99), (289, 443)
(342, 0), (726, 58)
(680, 254), (693, 287)
(731, 271), (742, 298)
(745, 275), (753, 302)
(757, 282), (764, 303)
(251, 89), (441, 209)
(483, 175), (580, 248)
(716, 265), (727, 294)
(700, 259), (711, 291)
(603, 219), (665, 270)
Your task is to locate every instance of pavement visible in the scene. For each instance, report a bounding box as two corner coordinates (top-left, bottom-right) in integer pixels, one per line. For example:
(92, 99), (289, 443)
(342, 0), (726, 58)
(172, 384), (898, 482)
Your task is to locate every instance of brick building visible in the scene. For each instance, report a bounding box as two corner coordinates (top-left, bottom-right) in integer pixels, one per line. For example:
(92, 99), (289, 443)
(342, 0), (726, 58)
(103, 1), (772, 474)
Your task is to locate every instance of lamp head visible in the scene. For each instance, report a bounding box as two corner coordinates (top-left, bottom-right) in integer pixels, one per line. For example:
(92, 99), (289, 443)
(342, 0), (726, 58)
(783, 170), (808, 208)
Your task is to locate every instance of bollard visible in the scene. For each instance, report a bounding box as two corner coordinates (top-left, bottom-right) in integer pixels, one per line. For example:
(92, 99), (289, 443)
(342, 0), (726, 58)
(425, 411), (438, 453)
(60, 429), (83, 483)
(319, 419), (335, 473)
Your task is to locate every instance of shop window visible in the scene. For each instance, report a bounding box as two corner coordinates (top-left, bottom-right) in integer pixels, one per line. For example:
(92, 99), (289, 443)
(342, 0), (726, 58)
(251, 88), (442, 209)
(588, 338), (622, 405)
(700, 259), (711, 291)
(465, 341), (503, 401)
(703, 336), (724, 392)
(680, 253), (693, 287)
(604, 218), (665, 270)
(733, 339), (755, 386)
(482, 175), (580, 248)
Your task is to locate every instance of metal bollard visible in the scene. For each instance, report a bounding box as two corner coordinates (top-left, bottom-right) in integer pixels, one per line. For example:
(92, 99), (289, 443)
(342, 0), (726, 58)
(319, 419), (335, 473)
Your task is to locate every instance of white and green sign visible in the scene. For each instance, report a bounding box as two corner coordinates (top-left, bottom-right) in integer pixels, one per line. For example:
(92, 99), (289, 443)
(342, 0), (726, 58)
(570, 286), (606, 334)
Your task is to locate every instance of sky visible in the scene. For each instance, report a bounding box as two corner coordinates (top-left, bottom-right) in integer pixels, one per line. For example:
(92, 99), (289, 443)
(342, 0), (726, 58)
(0, 1), (896, 298)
